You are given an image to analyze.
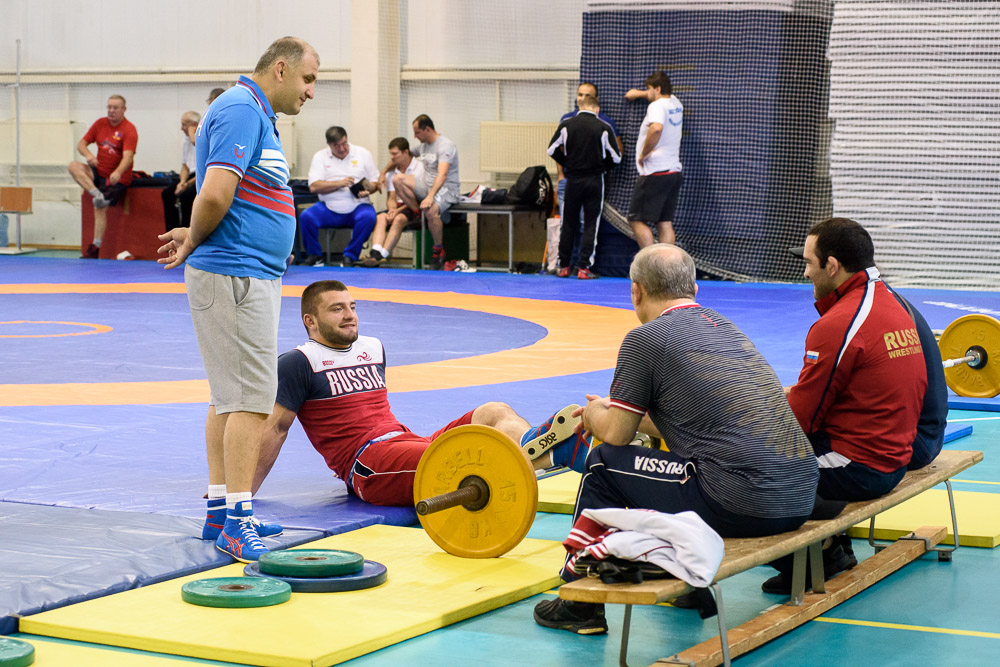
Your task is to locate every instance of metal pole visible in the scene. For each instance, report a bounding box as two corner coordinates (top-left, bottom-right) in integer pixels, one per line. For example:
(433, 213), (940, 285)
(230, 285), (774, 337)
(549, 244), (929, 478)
(15, 38), (22, 249)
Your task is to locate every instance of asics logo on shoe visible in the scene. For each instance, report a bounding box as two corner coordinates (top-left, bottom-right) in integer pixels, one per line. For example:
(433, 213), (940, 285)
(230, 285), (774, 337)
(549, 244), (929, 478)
(537, 431), (559, 448)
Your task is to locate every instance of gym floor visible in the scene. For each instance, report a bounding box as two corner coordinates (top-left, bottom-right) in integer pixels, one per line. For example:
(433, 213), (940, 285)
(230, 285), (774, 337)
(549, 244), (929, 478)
(1, 254), (998, 666)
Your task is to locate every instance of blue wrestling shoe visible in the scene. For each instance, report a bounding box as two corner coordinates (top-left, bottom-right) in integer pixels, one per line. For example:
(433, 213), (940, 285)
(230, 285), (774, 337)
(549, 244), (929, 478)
(203, 499), (282, 540)
(215, 502), (270, 562)
(521, 405), (592, 473)
(202, 498), (226, 540)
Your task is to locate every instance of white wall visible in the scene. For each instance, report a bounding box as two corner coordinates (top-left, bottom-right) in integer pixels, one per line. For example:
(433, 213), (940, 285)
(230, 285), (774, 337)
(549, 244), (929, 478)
(0, 0), (585, 247)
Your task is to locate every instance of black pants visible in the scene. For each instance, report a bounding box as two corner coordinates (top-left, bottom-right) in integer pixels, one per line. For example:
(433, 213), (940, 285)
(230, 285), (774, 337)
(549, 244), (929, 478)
(161, 178), (196, 231)
(560, 173), (604, 270)
(565, 443), (810, 581)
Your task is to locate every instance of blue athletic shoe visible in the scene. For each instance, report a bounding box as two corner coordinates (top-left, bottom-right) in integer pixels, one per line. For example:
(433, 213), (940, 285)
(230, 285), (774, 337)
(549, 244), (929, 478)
(521, 404), (591, 472)
(203, 499), (282, 540)
(202, 498), (226, 540)
(216, 502), (269, 562)
(249, 515), (283, 538)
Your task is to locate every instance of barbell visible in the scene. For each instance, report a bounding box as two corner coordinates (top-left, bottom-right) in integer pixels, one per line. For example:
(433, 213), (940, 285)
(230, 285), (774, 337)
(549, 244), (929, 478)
(938, 314), (1000, 398)
(413, 425), (538, 559)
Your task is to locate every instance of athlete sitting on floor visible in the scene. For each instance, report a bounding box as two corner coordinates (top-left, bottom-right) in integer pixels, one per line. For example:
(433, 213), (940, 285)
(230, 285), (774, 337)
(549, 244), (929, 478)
(247, 279), (591, 506)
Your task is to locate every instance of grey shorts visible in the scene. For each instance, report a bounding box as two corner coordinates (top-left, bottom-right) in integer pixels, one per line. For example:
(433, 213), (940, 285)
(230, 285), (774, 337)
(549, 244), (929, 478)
(184, 264), (282, 415)
(414, 182), (461, 217)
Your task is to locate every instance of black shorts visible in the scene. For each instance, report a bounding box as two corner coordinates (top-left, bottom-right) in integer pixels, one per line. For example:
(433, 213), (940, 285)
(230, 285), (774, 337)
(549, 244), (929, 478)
(628, 172), (683, 224)
(91, 166), (127, 206)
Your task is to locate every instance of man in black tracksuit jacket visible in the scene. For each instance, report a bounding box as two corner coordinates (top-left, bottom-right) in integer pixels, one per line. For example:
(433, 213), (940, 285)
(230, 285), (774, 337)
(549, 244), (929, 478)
(546, 95), (621, 279)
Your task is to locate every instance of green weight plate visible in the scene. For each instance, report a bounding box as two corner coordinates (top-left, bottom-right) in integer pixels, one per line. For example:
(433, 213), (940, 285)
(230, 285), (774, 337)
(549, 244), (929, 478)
(180, 576), (291, 608)
(0, 637), (35, 667)
(258, 549), (364, 577)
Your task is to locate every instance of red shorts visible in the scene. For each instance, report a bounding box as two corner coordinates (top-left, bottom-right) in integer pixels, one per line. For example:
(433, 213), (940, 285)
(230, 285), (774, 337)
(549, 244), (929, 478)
(349, 410), (475, 506)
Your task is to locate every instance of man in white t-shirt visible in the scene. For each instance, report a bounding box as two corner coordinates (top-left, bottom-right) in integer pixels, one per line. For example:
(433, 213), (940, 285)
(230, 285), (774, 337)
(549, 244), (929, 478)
(161, 110), (200, 231)
(298, 126), (380, 267)
(625, 71), (683, 247)
(381, 114), (461, 270)
(362, 137), (425, 267)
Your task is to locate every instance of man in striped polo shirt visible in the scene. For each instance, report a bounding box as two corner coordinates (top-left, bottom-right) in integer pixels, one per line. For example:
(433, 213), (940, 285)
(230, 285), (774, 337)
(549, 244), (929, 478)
(157, 37), (319, 563)
(534, 244), (818, 635)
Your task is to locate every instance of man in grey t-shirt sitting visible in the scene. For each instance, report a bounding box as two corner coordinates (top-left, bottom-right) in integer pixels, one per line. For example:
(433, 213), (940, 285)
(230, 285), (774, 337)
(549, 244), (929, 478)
(382, 114), (460, 270)
(532, 244), (819, 636)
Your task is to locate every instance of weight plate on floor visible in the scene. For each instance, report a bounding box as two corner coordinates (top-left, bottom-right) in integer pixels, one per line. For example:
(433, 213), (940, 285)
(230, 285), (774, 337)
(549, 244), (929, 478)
(180, 576), (291, 608)
(258, 549), (364, 577)
(0, 637), (34, 667)
(244, 559), (387, 592)
(938, 314), (1000, 398)
(414, 424), (537, 558)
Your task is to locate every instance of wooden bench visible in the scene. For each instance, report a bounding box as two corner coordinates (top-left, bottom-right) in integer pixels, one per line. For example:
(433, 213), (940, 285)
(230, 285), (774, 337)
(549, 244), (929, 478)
(558, 449), (984, 667)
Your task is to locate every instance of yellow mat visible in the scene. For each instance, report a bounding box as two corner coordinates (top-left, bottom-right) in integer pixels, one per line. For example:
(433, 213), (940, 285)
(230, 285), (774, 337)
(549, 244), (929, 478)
(847, 489), (1000, 548)
(8, 636), (191, 665)
(537, 470), (581, 514)
(21, 525), (565, 667)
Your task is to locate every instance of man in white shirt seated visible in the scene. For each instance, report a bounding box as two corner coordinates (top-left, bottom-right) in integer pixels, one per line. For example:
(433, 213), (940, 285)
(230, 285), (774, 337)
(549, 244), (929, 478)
(362, 137), (424, 267)
(298, 126), (380, 267)
(161, 110), (200, 231)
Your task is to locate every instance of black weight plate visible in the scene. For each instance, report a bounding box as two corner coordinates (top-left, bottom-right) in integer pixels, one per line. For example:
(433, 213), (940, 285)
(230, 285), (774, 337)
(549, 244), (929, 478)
(258, 548), (364, 577)
(244, 559), (387, 593)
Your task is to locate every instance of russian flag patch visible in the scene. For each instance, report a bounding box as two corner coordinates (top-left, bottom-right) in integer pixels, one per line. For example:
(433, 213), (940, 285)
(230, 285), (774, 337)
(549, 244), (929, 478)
(805, 350), (819, 364)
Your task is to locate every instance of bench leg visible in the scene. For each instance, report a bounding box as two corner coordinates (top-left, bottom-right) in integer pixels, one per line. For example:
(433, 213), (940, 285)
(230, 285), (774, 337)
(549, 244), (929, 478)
(618, 604), (633, 667)
(790, 548), (807, 605)
(659, 584), (731, 667)
(808, 542), (826, 594)
(868, 479), (960, 561)
(935, 479), (960, 561)
(711, 583), (731, 667)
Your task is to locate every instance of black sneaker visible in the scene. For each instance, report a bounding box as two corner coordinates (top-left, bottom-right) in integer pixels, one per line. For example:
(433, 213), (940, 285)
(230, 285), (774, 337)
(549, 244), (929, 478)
(361, 249), (384, 268)
(341, 255), (357, 267)
(533, 598), (608, 635)
(297, 253), (324, 267)
(430, 248), (446, 271)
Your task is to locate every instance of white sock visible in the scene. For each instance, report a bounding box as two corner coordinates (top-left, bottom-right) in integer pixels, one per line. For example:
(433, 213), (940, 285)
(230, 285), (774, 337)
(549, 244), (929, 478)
(208, 485), (227, 501)
(88, 187), (104, 199)
(227, 491), (252, 512)
(93, 239), (102, 248)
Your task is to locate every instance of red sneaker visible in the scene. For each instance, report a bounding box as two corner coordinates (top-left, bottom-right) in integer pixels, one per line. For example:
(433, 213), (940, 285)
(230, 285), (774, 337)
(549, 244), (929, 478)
(557, 267), (572, 278)
(577, 268), (599, 280)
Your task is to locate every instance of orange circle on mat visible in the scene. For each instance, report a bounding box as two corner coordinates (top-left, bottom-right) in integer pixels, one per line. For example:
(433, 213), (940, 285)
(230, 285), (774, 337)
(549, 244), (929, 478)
(0, 282), (637, 406)
(0, 320), (113, 338)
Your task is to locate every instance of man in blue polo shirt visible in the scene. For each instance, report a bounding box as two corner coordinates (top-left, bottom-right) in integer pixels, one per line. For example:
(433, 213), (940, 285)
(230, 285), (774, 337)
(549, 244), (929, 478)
(157, 36), (319, 562)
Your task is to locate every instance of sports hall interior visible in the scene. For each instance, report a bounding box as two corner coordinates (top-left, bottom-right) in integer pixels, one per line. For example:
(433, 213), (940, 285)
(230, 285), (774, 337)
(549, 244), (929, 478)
(1, 2), (999, 666)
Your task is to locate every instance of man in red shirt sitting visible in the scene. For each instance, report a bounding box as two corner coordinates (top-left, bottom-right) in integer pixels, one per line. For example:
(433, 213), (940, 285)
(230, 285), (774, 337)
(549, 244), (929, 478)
(765, 217), (929, 593)
(68, 94), (139, 258)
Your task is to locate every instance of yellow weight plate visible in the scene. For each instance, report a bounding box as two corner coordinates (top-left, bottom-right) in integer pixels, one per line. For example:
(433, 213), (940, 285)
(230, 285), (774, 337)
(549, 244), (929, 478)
(414, 424), (538, 558)
(938, 314), (1000, 398)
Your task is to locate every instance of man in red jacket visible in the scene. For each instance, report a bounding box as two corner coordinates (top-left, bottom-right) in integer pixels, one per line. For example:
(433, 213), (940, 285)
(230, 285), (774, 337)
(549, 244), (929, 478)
(765, 217), (928, 594)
